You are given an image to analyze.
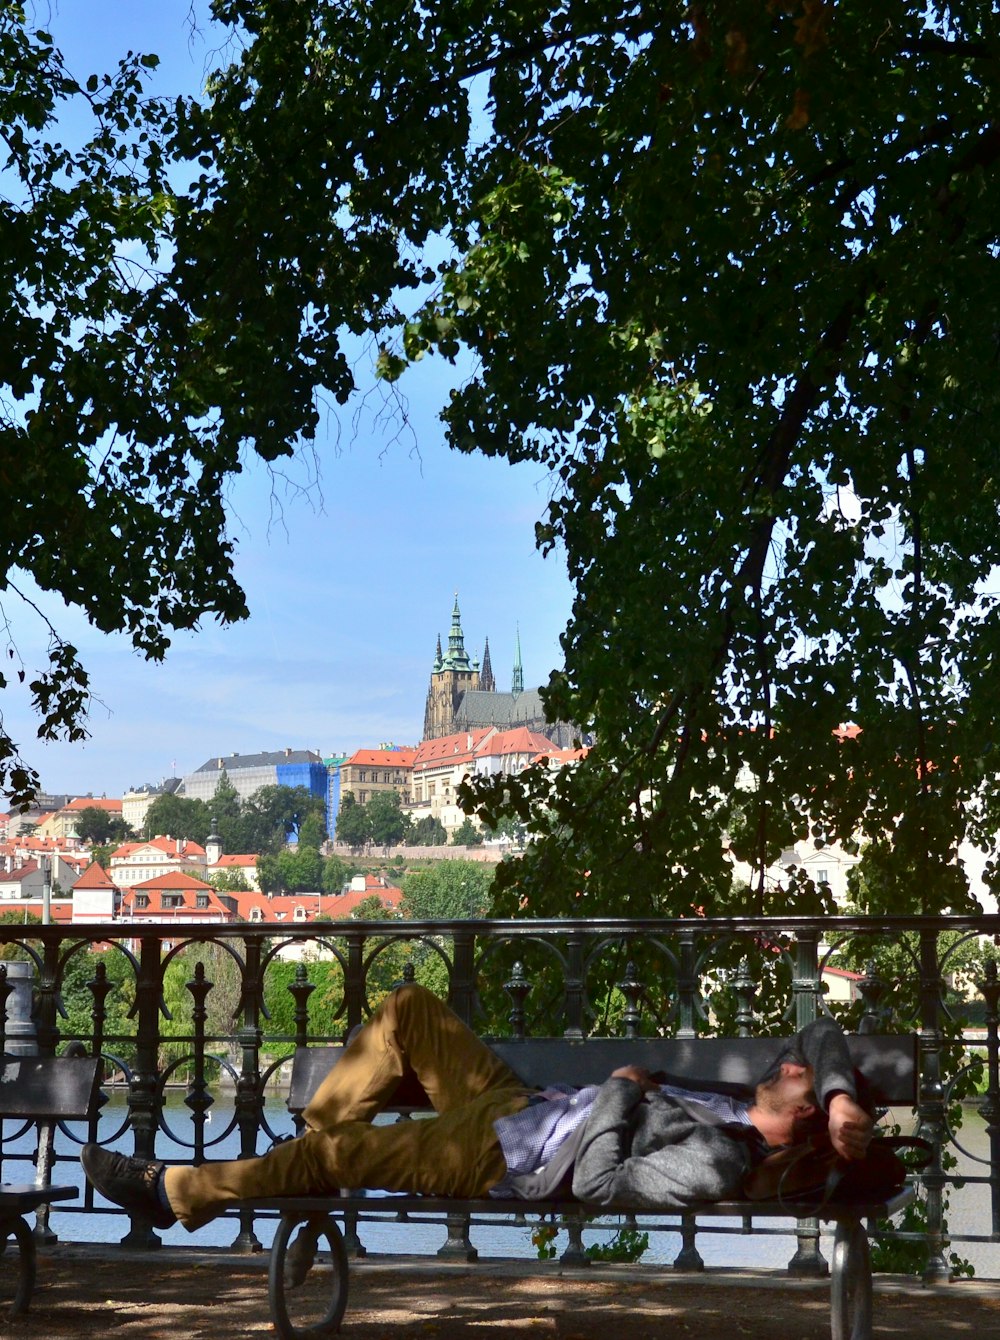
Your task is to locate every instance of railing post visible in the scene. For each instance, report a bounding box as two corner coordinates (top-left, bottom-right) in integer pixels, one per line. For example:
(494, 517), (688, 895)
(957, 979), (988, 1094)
(185, 962), (214, 1165)
(81, 960), (113, 1152)
(917, 925), (952, 1282)
(343, 931), (366, 1036)
(0, 960), (37, 1055)
(0, 965), (9, 1058)
(563, 933), (585, 1038)
(503, 962), (531, 1039)
(449, 929), (476, 1026)
(787, 930), (827, 1279)
(32, 937), (61, 1056)
(289, 963), (316, 1048)
(792, 930), (821, 1031)
(122, 934), (164, 1248)
(31, 940), (62, 1244)
(733, 959), (756, 1037)
(857, 960), (891, 1034)
(618, 960), (643, 1040)
(977, 960), (1000, 1238)
(87, 960), (113, 1060)
(677, 930), (698, 1037)
(231, 939), (263, 1252)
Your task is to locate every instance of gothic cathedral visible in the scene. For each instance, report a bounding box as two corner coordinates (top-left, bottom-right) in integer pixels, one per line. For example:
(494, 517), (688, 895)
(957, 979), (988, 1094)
(421, 595), (577, 747)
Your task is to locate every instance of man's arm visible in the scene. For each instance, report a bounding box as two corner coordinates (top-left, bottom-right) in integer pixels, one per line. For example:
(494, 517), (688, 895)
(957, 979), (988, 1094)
(789, 1017), (874, 1160)
(570, 1078), (750, 1208)
(827, 1092), (873, 1159)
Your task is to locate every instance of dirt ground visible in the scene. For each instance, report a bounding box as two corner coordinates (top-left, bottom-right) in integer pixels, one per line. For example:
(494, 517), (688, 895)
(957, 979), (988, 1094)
(2, 1246), (999, 1340)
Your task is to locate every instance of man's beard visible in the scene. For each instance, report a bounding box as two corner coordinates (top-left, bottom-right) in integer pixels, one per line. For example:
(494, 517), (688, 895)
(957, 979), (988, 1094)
(791, 1108), (829, 1142)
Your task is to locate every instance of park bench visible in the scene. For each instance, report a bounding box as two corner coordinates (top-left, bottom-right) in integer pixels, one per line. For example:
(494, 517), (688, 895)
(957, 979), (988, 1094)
(242, 1030), (919, 1340)
(0, 1052), (102, 1317)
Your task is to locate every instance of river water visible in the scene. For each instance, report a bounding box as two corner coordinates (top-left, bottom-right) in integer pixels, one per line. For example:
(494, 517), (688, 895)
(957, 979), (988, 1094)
(13, 1093), (999, 1277)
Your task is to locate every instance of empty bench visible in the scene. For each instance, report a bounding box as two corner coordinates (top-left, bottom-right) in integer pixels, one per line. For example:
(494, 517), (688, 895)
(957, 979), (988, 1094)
(0, 1053), (101, 1316)
(243, 1029), (918, 1340)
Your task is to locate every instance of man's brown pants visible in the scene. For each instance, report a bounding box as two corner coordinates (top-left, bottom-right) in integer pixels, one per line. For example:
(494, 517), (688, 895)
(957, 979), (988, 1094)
(165, 984), (529, 1229)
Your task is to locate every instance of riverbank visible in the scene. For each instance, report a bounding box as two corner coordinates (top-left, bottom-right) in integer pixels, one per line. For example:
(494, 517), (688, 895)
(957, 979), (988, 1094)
(5, 1245), (1000, 1340)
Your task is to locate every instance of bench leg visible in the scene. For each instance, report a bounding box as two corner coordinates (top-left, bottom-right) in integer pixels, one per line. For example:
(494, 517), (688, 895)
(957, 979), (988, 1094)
(673, 1213), (704, 1271)
(3, 1215), (37, 1318)
(437, 1211), (477, 1261)
(268, 1212), (349, 1340)
(830, 1219), (873, 1340)
(788, 1217), (829, 1278)
(559, 1210), (589, 1267)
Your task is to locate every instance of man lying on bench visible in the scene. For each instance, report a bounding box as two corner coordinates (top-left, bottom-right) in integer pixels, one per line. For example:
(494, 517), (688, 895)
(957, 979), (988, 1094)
(81, 982), (873, 1232)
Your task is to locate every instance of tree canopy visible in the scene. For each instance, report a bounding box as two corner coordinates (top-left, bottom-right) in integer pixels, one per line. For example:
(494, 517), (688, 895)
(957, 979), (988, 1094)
(401, 860), (494, 921)
(194, 0), (994, 918)
(6, 2), (1000, 917)
(73, 806), (132, 846)
(335, 793), (372, 853)
(143, 781), (324, 856)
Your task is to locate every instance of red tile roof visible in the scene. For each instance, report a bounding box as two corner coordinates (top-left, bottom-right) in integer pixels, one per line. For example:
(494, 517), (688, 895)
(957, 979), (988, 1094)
(119, 879), (236, 920)
(111, 838), (207, 859)
(413, 730), (493, 769)
(344, 749), (417, 768)
(65, 797), (122, 812)
(478, 728), (556, 756)
(233, 882), (403, 924)
(413, 727), (560, 772)
(73, 862), (117, 891)
(12, 836), (83, 852)
(132, 871), (214, 891)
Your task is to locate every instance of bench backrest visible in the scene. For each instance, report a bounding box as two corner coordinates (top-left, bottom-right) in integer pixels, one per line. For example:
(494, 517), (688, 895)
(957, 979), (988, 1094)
(0, 1054), (103, 1121)
(287, 1033), (918, 1116)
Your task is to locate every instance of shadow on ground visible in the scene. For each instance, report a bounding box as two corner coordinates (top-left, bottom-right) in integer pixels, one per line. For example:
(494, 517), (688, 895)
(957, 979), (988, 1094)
(1, 1246), (998, 1340)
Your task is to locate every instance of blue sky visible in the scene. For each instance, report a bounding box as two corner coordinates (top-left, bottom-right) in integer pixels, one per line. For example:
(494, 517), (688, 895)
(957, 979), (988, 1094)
(3, 3), (573, 800)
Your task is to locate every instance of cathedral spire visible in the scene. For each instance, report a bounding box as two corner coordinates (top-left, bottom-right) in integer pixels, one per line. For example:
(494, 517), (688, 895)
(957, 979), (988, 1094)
(433, 633), (443, 673)
(480, 636), (495, 692)
(512, 624), (524, 696)
(443, 591), (471, 671)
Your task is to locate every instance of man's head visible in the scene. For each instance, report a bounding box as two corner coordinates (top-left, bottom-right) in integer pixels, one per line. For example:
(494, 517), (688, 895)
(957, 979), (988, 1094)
(749, 1061), (825, 1147)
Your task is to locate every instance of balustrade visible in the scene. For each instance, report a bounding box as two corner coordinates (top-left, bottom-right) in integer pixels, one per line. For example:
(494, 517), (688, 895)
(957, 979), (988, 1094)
(0, 913), (997, 1277)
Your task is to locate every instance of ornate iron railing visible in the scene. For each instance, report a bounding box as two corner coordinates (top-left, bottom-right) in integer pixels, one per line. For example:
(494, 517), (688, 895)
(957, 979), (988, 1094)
(0, 914), (997, 1278)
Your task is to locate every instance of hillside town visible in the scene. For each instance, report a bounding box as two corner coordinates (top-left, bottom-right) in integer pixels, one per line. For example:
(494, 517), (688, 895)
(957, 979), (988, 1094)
(0, 597), (591, 930)
(4, 592), (992, 929)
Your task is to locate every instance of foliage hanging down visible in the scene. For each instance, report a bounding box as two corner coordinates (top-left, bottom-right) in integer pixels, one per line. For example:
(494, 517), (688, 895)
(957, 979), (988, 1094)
(181, 0), (998, 915)
(5, 3), (1000, 917)
(0, 4), (359, 804)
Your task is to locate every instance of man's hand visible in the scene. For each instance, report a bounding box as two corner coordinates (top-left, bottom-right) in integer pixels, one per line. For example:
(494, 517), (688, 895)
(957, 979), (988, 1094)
(611, 1065), (659, 1092)
(827, 1093), (874, 1160)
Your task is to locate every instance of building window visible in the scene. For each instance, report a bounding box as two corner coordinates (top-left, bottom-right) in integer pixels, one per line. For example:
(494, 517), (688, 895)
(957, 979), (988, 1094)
(136, 895), (149, 910)
(249, 906), (263, 922)
(382, 772), (390, 783)
(816, 868), (829, 886)
(293, 905), (307, 921)
(196, 894), (209, 908)
(359, 791), (367, 803)
(357, 770), (367, 783)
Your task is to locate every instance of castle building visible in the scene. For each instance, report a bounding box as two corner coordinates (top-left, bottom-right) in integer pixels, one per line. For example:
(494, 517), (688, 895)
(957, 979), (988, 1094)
(421, 595), (577, 747)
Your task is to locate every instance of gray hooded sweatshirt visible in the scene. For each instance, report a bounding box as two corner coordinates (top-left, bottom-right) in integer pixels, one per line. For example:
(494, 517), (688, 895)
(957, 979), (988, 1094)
(570, 1015), (859, 1210)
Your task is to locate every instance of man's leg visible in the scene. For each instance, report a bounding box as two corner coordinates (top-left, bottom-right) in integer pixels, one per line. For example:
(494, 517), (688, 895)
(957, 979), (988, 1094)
(166, 1085), (527, 1230)
(302, 982), (523, 1129)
